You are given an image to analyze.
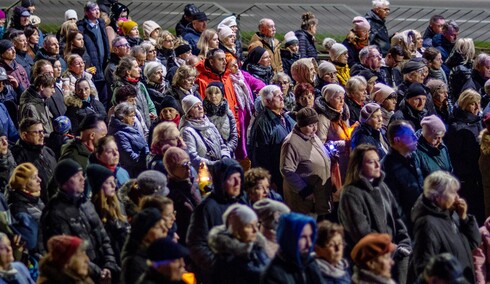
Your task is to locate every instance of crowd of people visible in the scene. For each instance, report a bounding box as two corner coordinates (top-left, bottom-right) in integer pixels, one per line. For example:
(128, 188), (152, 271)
(0, 0), (489, 283)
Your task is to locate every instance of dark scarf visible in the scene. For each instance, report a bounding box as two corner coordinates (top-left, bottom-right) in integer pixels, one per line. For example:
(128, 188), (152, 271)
(203, 98), (229, 117)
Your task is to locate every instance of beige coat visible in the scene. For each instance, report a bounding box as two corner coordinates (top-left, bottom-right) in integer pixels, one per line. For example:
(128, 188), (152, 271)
(248, 33), (284, 73)
(280, 127), (332, 215)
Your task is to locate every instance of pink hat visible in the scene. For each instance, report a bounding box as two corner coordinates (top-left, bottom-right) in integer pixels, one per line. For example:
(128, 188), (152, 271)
(352, 16), (370, 31)
(421, 115), (446, 134)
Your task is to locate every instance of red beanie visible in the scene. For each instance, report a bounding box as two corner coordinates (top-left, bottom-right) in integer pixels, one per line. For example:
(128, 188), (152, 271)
(47, 235), (83, 267)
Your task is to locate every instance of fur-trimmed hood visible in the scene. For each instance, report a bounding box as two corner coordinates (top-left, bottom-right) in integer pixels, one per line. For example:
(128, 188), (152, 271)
(208, 224), (267, 257)
(64, 94), (97, 108)
(480, 129), (490, 155)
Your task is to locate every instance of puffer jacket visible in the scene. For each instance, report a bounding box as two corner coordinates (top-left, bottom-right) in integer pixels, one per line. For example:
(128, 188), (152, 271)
(64, 94), (107, 133)
(248, 33), (283, 72)
(182, 25), (202, 56)
(411, 195), (480, 283)
(209, 225), (270, 284)
(39, 190), (119, 278)
(108, 117), (149, 178)
(365, 9), (390, 56)
(203, 99), (238, 154)
(180, 115), (231, 169)
(280, 49), (300, 80)
(295, 29), (317, 59)
(18, 86), (54, 135)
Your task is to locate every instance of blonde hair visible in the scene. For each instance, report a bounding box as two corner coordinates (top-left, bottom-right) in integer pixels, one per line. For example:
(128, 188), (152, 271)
(92, 185), (127, 223)
(451, 38), (475, 65)
(345, 75), (367, 95)
(458, 89), (481, 112)
(197, 29), (218, 59)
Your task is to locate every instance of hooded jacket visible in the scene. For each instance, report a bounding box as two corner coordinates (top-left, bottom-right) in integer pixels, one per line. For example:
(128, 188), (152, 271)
(411, 195), (480, 283)
(261, 213), (323, 284)
(208, 225), (270, 284)
(186, 159), (245, 279)
(19, 86), (54, 135)
(64, 94), (107, 134)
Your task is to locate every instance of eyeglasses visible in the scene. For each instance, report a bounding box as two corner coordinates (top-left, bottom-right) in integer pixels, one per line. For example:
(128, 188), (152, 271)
(148, 49), (156, 53)
(115, 43), (130, 48)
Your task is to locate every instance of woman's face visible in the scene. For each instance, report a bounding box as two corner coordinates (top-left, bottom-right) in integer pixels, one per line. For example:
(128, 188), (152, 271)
(128, 60), (141, 79)
(150, 28), (160, 40)
(328, 92), (345, 112)
(129, 26), (139, 38)
(467, 101), (481, 116)
(73, 33), (84, 48)
(337, 52), (348, 65)
(366, 109), (383, 130)
(433, 87), (448, 107)
(209, 33), (219, 49)
(146, 47), (157, 62)
(162, 204), (176, 229)
(415, 31), (423, 49)
(368, 253), (394, 278)
(160, 107), (178, 121)
(180, 75), (195, 91)
(349, 84), (367, 104)
(315, 232), (344, 265)
(308, 65), (317, 83)
(322, 71), (338, 84)
(381, 96), (397, 112)
(234, 219), (258, 243)
(430, 53), (443, 69)
(309, 23), (317, 35)
(76, 80), (91, 100)
(0, 236), (14, 268)
(355, 28), (369, 41)
(258, 52), (272, 67)
(122, 111), (136, 126)
(188, 102), (204, 119)
(149, 67), (164, 84)
(29, 30), (39, 45)
(227, 59), (239, 75)
(422, 127), (445, 148)
(298, 92), (315, 108)
(170, 158), (191, 180)
(223, 34), (236, 47)
(162, 36), (174, 49)
(247, 178), (268, 204)
(25, 171), (42, 197)
(361, 150), (381, 180)
(435, 189), (458, 210)
(299, 122), (318, 138)
(70, 57), (85, 75)
(276, 78), (290, 93)
(207, 88), (223, 106)
(101, 176), (116, 197)
(53, 60), (62, 78)
(97, 140), (120, 166)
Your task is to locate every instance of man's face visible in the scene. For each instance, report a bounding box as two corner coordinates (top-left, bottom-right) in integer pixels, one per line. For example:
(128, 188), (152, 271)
(365, 49), (382, 70)
(113, 39), (130, 57)
(478, 58), (490, 79)
(135, 52), (146, 67)
(298, 224), (313, 255)
(374, 5), (390, 20)
(406, 95), (427, 111)
(0, 136), (8, 155)
(62, 171), (85, 197)
(431, 19), (445, 34)
(209, 51), (227, 74)
(224, 172), (241, 198)
(261, 20), (276, 38)
(266, 90), (285, 112)
(444, 27), (458, 43)
(85, 5), (100, 20)
(13, 35), (27, 52)
(21, 123), (45, 145)
(192, 20), (207, 33)
(394, 125), (418, 153)
(44, 38), (59, 55)
(386, 54), (403, 68)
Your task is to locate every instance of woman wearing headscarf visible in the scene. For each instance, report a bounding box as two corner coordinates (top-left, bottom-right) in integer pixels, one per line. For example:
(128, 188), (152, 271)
(342, 16), (370, 67)
(291, 58), (318, 95)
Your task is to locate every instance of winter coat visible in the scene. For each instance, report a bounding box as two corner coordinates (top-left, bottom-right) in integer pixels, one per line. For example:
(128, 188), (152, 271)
(247, 63), (274, 85)
(422, 26), (437, 48)
(11, 141), (56, 203)
(445, 107), (483, 183)
(473, 217), (490, 284)
(0, 262), (35, 284)
(0, 59), (30, 91)
(390, 100), (428, 131)
(248, 33), (283, 73)
(208, 225), (270, 284)
(61, 70), (98, 99)
(351, 122), (389, 159)
(77, 18), (110, 82)
(18, 86), (54, 135)
(248, 108), (295, 191)
(15, 50), (34, 82)
(280, 49), (300, 79)
(480, 129), (490, 218)
(46, 83), (67, 119)
(104, 53), (120, 91)
(315, 257), (351, 284)
(352, 267), (396, 284)
(365, 10), (390, 55)
(195, 60), (240, 130)
(180, 116), (230, 169)
(432, 34), (454, 77)
(379, 65), (403, 89)
(0, 151), (16, 190)
(295, 29), (317, 59)
(447, 52), (473, 101)
(37, 260), (94, 284)
(461, 69), (487, 98)
(112, 78), (156, 128)
(7, 190), (44, 250)
(182, 25), (202, 55)
(108, 117), (149, 178)
(342, 36), (363, 68)
(415, 136), (453, 177)
(164, 85), (201, 115)
(203, 99), (239, 154)
(167, 175), (202, 246)
(260, 214), (322, 284)
(339, 173), (411, 251)
(280, 126), (332, 215)
(0, 86), (19, 130)
(39, 190), (119, 277)
(344, 95), (363, 126)
(314, 97), (353, 180)
(411, 195), (480, 283)
(381, 148), (424, 232)
(64, 94), (107, 134)
(34, 48), (67, 71)
(186, 159), (245, 281)
(59, 139), (92, 170)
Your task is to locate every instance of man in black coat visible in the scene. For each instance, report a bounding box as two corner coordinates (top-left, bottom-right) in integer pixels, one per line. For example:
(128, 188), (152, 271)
(382, 120), (424, 234)
(365, 0), (391, 56)
(39, 159), (119, 283)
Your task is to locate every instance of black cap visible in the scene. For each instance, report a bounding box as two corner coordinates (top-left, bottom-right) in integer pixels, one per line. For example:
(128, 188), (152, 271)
(55, 159), (83, 186)
(78, 114), (103, 133)
(130, 208), (163, 242)
(184, 4), (200, 17)
(405, 83), (427, 99)
(192, 11), (208, 21)
(148, 237), (189, 262)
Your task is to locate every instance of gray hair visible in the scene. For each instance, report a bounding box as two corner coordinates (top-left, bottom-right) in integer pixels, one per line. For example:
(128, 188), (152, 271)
(130, 45), (146, 57)
(111, 36), (126, 47)
(0, 232), (7, 241)
(114, 102), (136, 120)
(140, 42), (154, 53)
(259, 85), (281, 106)
(372, 0), (390, 8)
(443, 20), (459, 33)
(359, 45), (379, 63)
(272, 72), (291, 84)
(345, 75), (367, 95)
(423, 171), (460, 202)
(258, 18), (273, 31)
(474, 53), (490, 71)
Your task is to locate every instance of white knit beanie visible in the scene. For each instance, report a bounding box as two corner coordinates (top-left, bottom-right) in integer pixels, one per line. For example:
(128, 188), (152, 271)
(223, 204), (258, 234)
(182, 95), (202, 116)
(284, 31), (299, 47)
(218, 25), (234, 41)
(318, 61), (337, 77)
(142, 20), (161, 38)
(144, 61), (166, 80)
(329, 43), (348, 62)
(218, 15), (237, 28)
(64, 9), (78, 21)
